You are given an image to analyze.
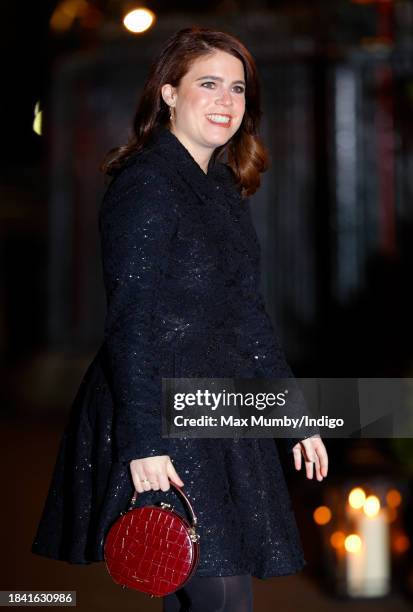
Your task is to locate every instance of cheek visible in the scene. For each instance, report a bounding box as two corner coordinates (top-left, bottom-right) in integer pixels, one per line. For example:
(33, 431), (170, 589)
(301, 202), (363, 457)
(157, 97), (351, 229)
(185, 89), (210, 111)
(237, 98), (246, 113)
(235, 99), (246, 122)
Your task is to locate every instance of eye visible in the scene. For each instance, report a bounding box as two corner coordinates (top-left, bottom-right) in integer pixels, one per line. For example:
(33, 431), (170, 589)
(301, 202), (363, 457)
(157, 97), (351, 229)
(233, 85), (245, 94)
(201, 81), (216, 88)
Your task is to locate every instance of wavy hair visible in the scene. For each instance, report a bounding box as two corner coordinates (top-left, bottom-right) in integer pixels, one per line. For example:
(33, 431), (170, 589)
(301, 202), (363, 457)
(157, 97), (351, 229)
(101, 27), (269, 198)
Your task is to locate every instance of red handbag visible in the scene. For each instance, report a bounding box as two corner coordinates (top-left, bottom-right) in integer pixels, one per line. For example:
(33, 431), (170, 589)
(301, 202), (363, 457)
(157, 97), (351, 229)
(104, 482), (200, 598)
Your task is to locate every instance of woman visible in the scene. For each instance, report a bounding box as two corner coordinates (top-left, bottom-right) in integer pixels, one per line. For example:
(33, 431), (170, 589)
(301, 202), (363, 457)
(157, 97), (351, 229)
(32, 27), (328, 611)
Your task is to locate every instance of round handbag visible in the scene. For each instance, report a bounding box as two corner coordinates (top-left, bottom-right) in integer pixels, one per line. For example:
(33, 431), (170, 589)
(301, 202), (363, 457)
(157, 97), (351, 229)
(104, 482), (200, 598)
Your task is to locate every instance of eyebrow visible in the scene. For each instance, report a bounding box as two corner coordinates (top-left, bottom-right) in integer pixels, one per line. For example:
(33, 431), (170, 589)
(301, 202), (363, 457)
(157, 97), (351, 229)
(195, 75), (246, 86)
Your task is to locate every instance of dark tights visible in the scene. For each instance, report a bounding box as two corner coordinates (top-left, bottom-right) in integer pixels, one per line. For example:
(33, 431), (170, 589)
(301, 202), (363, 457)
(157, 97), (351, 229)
(162, 574), (253, 612)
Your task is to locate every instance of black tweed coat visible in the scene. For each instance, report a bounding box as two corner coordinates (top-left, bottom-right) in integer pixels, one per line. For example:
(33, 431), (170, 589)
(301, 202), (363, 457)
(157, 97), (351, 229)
(31, 125), (317, 578)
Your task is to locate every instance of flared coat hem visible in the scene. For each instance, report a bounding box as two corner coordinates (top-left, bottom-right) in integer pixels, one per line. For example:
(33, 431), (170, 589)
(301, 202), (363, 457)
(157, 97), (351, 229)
(30, 544), (307, 580)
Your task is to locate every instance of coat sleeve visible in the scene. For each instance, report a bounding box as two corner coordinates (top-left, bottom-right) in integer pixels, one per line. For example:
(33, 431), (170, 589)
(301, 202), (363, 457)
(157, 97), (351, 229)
(99, 162), (178, 464)
(233, 201), (319, 454)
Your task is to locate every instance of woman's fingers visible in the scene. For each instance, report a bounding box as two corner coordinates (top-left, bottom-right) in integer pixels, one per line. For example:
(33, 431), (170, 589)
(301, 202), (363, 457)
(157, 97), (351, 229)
(293, 444), (302, 471)
(292, 441), (314, 478)
(317, 441), (329, 477)
(138, 468), (152, 491)
(295, 437), (328, 481)
(301, 439), (315, 480)
(307, 440), (322, 481)
(130, 464), (144, 493)
(306, 459), (314, 479)
(133, 477), (144, 493)
(166, 458), (185, 488)
(158, 470), (171, 492)
(311, 437), (328, 478)
(146, 473), (160, 490)
(314, 451), (323, 481)
(129, 455), (184, 493)
(130, 459), (158, 492)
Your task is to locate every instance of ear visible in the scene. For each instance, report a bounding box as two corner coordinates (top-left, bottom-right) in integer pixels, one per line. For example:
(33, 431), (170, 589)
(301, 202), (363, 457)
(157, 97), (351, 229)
(161, 83), (176, 107)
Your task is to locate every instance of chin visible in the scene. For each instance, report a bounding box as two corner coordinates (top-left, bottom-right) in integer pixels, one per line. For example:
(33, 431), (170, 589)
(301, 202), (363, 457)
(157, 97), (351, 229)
(205, 132), (235, 148)
(202, 125), (235, 142)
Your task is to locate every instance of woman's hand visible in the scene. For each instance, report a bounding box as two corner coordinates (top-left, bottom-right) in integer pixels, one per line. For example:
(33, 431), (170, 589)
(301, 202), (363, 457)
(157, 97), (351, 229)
(292, 435), (328, 481)
(129, 455), (184, 492)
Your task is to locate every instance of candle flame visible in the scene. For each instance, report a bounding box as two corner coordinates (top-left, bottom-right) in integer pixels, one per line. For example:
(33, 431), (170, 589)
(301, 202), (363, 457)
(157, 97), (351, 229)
(345, 534), (362, 553)
(348, 487), (366, 509)
(363, 495), (380, 517)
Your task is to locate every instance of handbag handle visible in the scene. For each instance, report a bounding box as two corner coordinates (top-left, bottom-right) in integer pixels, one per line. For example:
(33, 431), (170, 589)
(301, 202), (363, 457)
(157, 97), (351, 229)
(128, 482), (198, 527)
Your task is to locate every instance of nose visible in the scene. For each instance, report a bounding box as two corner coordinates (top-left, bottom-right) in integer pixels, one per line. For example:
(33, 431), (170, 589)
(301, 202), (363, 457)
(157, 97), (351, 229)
(216, 87), (233, 106)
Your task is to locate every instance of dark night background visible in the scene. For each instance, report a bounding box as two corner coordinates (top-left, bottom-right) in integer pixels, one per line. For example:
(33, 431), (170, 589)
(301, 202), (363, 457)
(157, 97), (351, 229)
(1, 1), (413, 610)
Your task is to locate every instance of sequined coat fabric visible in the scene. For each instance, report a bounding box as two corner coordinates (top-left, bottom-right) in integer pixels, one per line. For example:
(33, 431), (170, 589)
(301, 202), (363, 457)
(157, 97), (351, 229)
(31, 126), (318, 578)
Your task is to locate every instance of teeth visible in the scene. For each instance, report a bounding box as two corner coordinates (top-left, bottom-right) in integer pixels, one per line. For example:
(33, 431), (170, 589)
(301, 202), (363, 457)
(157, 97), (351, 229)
(207, 114), (230, 124)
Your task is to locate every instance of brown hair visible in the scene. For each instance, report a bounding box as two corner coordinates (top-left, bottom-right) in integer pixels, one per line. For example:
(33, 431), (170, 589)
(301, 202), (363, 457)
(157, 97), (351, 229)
(101, 27), (269, 198)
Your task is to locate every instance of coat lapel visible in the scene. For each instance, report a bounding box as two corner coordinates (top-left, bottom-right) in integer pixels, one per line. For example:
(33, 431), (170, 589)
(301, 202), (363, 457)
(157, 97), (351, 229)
(148, 125), (243, 212)
(146, 126), (261, 267)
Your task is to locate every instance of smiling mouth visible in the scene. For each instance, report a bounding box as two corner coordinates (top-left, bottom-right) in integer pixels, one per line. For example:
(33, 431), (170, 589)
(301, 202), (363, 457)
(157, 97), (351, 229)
(206, 114), (232, 127)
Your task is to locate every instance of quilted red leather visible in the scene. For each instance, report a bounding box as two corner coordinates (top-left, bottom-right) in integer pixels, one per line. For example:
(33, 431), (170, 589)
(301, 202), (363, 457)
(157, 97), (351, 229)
(104, 485), (200, 597)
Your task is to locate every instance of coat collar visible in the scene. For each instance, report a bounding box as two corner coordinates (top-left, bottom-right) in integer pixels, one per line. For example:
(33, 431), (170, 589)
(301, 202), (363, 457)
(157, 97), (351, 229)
(143, 126), (260, 268)
(146, 125), (246, 213)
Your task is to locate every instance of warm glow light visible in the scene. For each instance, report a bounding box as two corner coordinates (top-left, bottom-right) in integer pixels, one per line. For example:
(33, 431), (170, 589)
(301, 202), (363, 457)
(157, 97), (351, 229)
(330, 531), (346, 549)
(393, 534), (410, 554)
(345, 534), (362, 553)
(387, 507), (398, 523)
(313, 506), (332, 525)
(50, 0), (89, 32)
(386, 489), (402, 508)
(348, 487), (366, 509)
(33, 101), (42, 136)
(363, 495), (381, 517)
(123, 8), (155, 33)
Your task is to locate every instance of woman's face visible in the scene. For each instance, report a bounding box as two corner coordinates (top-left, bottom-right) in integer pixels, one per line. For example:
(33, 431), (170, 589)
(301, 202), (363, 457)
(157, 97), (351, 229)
(162, 50), (246, 162)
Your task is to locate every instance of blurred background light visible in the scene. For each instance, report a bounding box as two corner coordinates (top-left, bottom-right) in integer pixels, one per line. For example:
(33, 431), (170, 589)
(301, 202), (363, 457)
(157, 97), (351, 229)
(393, 532), (410, 555)
(386, 488), (402, 508)
(348, 487), (366, 509)
(50, 0), (89, 32)
(32, 101), (42, 136)
(50, 0), (102, 32)
(123, 7), (155, 34)
(330, 531), (346, 550)
(313, 505), (332, 525)
(345, 534), (362, 553)
(363, 495), (381, 517)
